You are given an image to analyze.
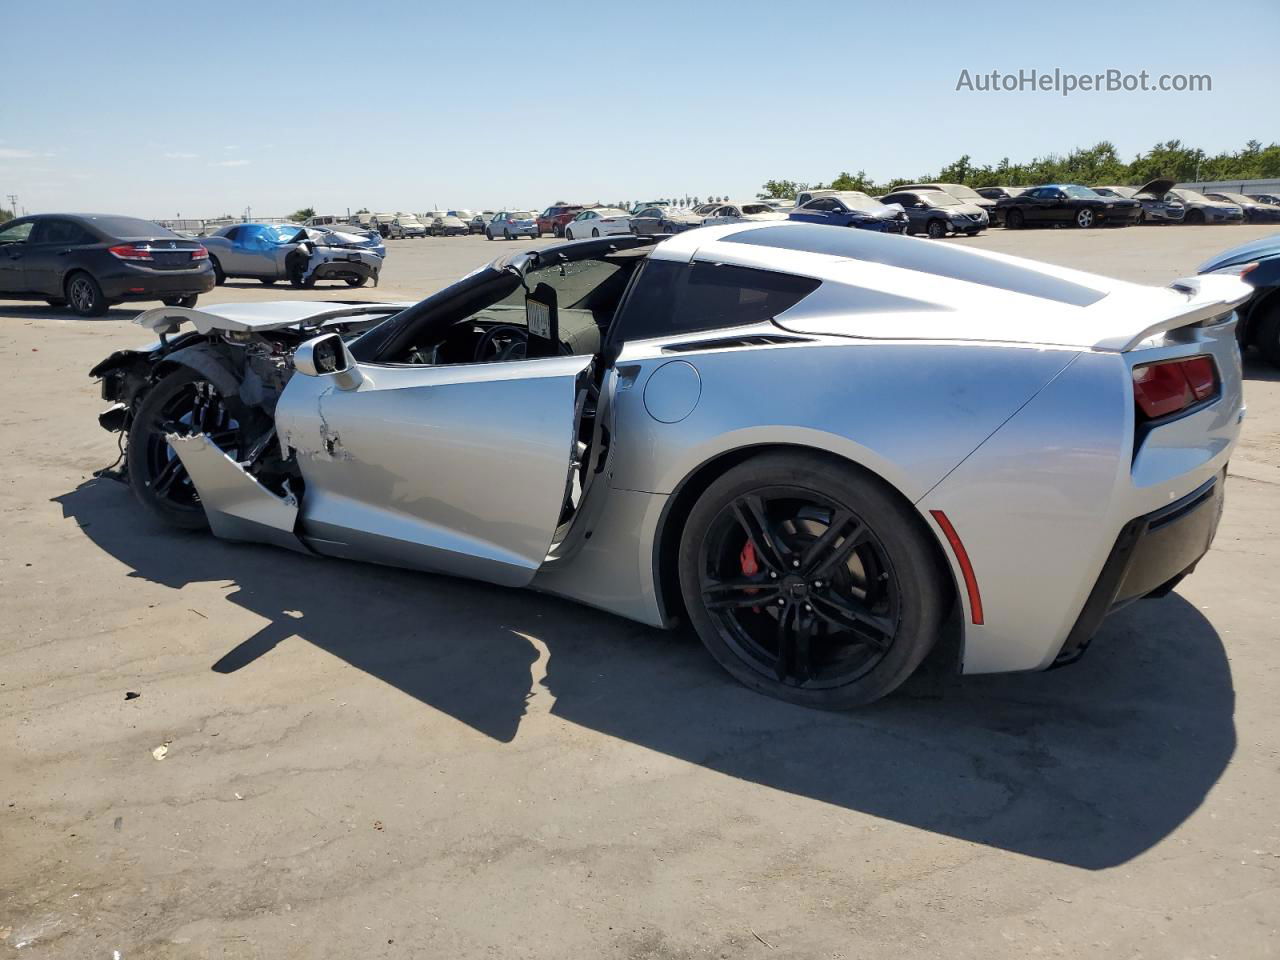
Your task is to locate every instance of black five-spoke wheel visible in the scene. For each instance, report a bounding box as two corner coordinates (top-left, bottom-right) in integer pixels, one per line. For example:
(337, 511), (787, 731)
(679, 452), (948, 708)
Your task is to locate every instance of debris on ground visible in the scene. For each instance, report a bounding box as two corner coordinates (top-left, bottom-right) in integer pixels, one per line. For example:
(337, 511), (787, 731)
(124, 691), (140, 701)
(151, 743), (169, 761)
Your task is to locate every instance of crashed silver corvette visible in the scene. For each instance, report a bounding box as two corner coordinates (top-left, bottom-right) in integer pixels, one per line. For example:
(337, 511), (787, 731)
(90, 223), (1249, 708)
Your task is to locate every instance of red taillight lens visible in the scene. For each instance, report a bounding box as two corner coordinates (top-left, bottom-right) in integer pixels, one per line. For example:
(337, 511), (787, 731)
(1132, 357), (1219, 421)
(190, 245), (209, 260)
(108, 243), (153, 261)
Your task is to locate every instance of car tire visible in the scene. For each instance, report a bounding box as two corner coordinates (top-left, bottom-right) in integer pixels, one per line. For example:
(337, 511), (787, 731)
(209, 257), (226, 285)
(555, 225), (565, 238)
(565, 227), (575, 241)
(663, 225), (675, 234)
(65, 271), (108, 317)
(1005, 208), (1024, 230)
(259, 278), (277, 285)
(926, 219), (947, 239)
(345, 276), (367, 288)
(1185, 209), (1205, 225)
(677, 451), (949, 709)
(1137, 211), (1146, 224)
(1075, 208), (1095, 229)
(591, 228), (600, 238)
(504, 229), (512, 240)
(1253, 301), (1280, 368)
(162, 295), (199, 308)
(485, 230), (494, 240)
(126, 366), (247, 531)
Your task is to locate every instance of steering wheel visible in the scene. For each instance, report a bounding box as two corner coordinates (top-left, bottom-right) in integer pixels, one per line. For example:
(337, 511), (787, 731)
(473, 324), (528, 362)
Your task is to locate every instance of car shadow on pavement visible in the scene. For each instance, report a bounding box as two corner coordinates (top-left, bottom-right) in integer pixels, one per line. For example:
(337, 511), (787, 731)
(56, 477), (1236, 871)
(1, 304), (141, 321)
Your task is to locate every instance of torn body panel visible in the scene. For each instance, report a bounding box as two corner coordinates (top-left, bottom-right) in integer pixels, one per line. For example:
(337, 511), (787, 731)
(165, 433), (309, 554)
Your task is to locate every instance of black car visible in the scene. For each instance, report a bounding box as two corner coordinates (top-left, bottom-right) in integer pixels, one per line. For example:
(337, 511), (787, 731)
(996, 184), (1142, 230)
(1198, 232), (1280, 367)
(1205, 192), (1280, 224)
(0, 213), (214, 316)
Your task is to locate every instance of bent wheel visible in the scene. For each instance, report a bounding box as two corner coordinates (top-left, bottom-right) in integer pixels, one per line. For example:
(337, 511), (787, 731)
(126, 367), (246, 531)
(678, 452), (948, 708)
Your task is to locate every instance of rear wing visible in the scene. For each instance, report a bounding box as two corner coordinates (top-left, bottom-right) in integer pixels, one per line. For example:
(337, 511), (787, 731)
(1097, 274), (1254, 352)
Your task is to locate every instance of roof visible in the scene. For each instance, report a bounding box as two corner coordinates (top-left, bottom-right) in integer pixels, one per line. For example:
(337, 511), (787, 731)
(643, 221), (1249, 351)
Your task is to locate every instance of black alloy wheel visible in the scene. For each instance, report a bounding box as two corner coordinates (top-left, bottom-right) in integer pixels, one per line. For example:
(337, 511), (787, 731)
(66, 272), (107, 316)
(127, 367), (246, 529)
(926, 219), (948, 239)
(679, 452), (948, 708)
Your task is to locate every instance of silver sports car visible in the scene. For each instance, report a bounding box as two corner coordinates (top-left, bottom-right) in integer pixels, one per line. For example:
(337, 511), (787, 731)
(90, 223), (1248, 708)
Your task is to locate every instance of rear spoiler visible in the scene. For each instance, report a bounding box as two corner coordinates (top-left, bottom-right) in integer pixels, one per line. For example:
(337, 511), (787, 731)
(1098, 273), (1254, 352)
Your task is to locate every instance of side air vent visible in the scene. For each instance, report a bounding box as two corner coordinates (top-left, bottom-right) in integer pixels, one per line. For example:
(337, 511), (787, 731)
(662, 334), (811, 353)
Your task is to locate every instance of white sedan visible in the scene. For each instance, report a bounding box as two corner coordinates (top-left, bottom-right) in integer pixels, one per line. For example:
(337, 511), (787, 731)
(701, 202), (788, 227)
(564, 208), (632, 240)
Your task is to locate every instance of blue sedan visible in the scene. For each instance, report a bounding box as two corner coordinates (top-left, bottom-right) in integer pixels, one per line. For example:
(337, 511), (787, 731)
(788, 191), (909, 233)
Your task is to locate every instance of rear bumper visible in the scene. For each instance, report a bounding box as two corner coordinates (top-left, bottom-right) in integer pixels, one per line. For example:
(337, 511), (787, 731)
(1054, 470), (1225, 665)
(98, 263), (216, 300)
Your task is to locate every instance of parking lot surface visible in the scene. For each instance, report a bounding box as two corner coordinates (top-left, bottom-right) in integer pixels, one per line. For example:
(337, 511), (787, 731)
(2, 227), (1279, 959)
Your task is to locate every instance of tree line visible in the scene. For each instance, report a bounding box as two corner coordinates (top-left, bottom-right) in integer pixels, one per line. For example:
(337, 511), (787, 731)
(759, 139), (1280, 199)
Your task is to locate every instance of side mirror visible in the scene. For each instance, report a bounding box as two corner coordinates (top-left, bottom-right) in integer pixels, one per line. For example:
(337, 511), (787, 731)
(294, 332), (362, 390)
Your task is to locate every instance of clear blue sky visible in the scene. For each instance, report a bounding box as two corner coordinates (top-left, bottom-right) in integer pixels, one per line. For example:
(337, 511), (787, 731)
(2, 0), (1276, 217)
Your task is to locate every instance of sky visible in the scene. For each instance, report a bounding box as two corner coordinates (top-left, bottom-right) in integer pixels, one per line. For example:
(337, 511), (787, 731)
(2, 0), (1277, 218)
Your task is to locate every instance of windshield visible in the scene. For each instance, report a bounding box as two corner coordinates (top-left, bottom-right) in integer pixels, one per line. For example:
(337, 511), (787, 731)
(266, 223), (306, 242)
(84, 215), (180, 239)
(834, 192), (883, 211)
(593, 209), (628, 218)
(1104, 186), (1137, 198)
(1062, 185), (1101, 199)
(1215, 193), (1251, 204)
(942, 184), (984, 201)
(921, 192), (960, 207)
(1174, 189), (1208, 202)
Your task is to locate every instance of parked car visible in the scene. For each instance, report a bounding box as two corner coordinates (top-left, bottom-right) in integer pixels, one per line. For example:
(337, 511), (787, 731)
(536, 204), (586, 238)
(760, 198), (796, 211)
(423, 211), (469, 237)
(200, 222), (382, 288)
(788, 192), (909, 232)
(370, 213), (399, 238)
(1204, 192), (1280, 224)
(895, 183), (999, 223)
(701, 202), (788, 227)
(975, 186), (1027, 201)
(468, 212), (492, 234)
(0, 213), (213, 316)
(449, 210), (476, 230)
(1165, 189), (1245, 225)
(630, 205), (702, 235)
(795, 189), (838, 207)
(1199, 232), (1280, 366)
(303, 215), (348, 229)
(1092, 179), (1185, 224)
(564, 208), (631, 240)
(1247, 193), (1280, 206)
(878, 189), (988, 238)
(486, 211), (540, 240)
(388, 215), (427, 239)
(89, 222), (1248, 708)
(997, 185), (1142, 229)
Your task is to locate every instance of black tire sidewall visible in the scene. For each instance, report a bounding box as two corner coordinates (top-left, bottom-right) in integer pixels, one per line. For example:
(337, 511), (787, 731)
(1254, 300), (1280, 368)
(1006, 209), (1023, 229)
(677, 451), (949, 709)
(126, 366), (243, 531)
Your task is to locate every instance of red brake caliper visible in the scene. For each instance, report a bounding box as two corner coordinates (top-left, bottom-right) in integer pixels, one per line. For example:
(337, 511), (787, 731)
(740, 540), (761, 611)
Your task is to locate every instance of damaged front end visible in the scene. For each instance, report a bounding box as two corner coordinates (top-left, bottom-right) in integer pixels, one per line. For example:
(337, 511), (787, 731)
(88, 300), (403, 521)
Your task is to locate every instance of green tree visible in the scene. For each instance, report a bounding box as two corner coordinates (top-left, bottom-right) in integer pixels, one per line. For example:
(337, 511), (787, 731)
(758, 179), (806, 200)
(289, 206), (316, 222)
(0, 208), (14, 223)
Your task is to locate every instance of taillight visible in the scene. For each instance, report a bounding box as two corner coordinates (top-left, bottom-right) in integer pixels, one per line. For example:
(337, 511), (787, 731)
(108, 243), (153, 261)
(1132, 356), (1219, 420)
(190, 245), (209, 260)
